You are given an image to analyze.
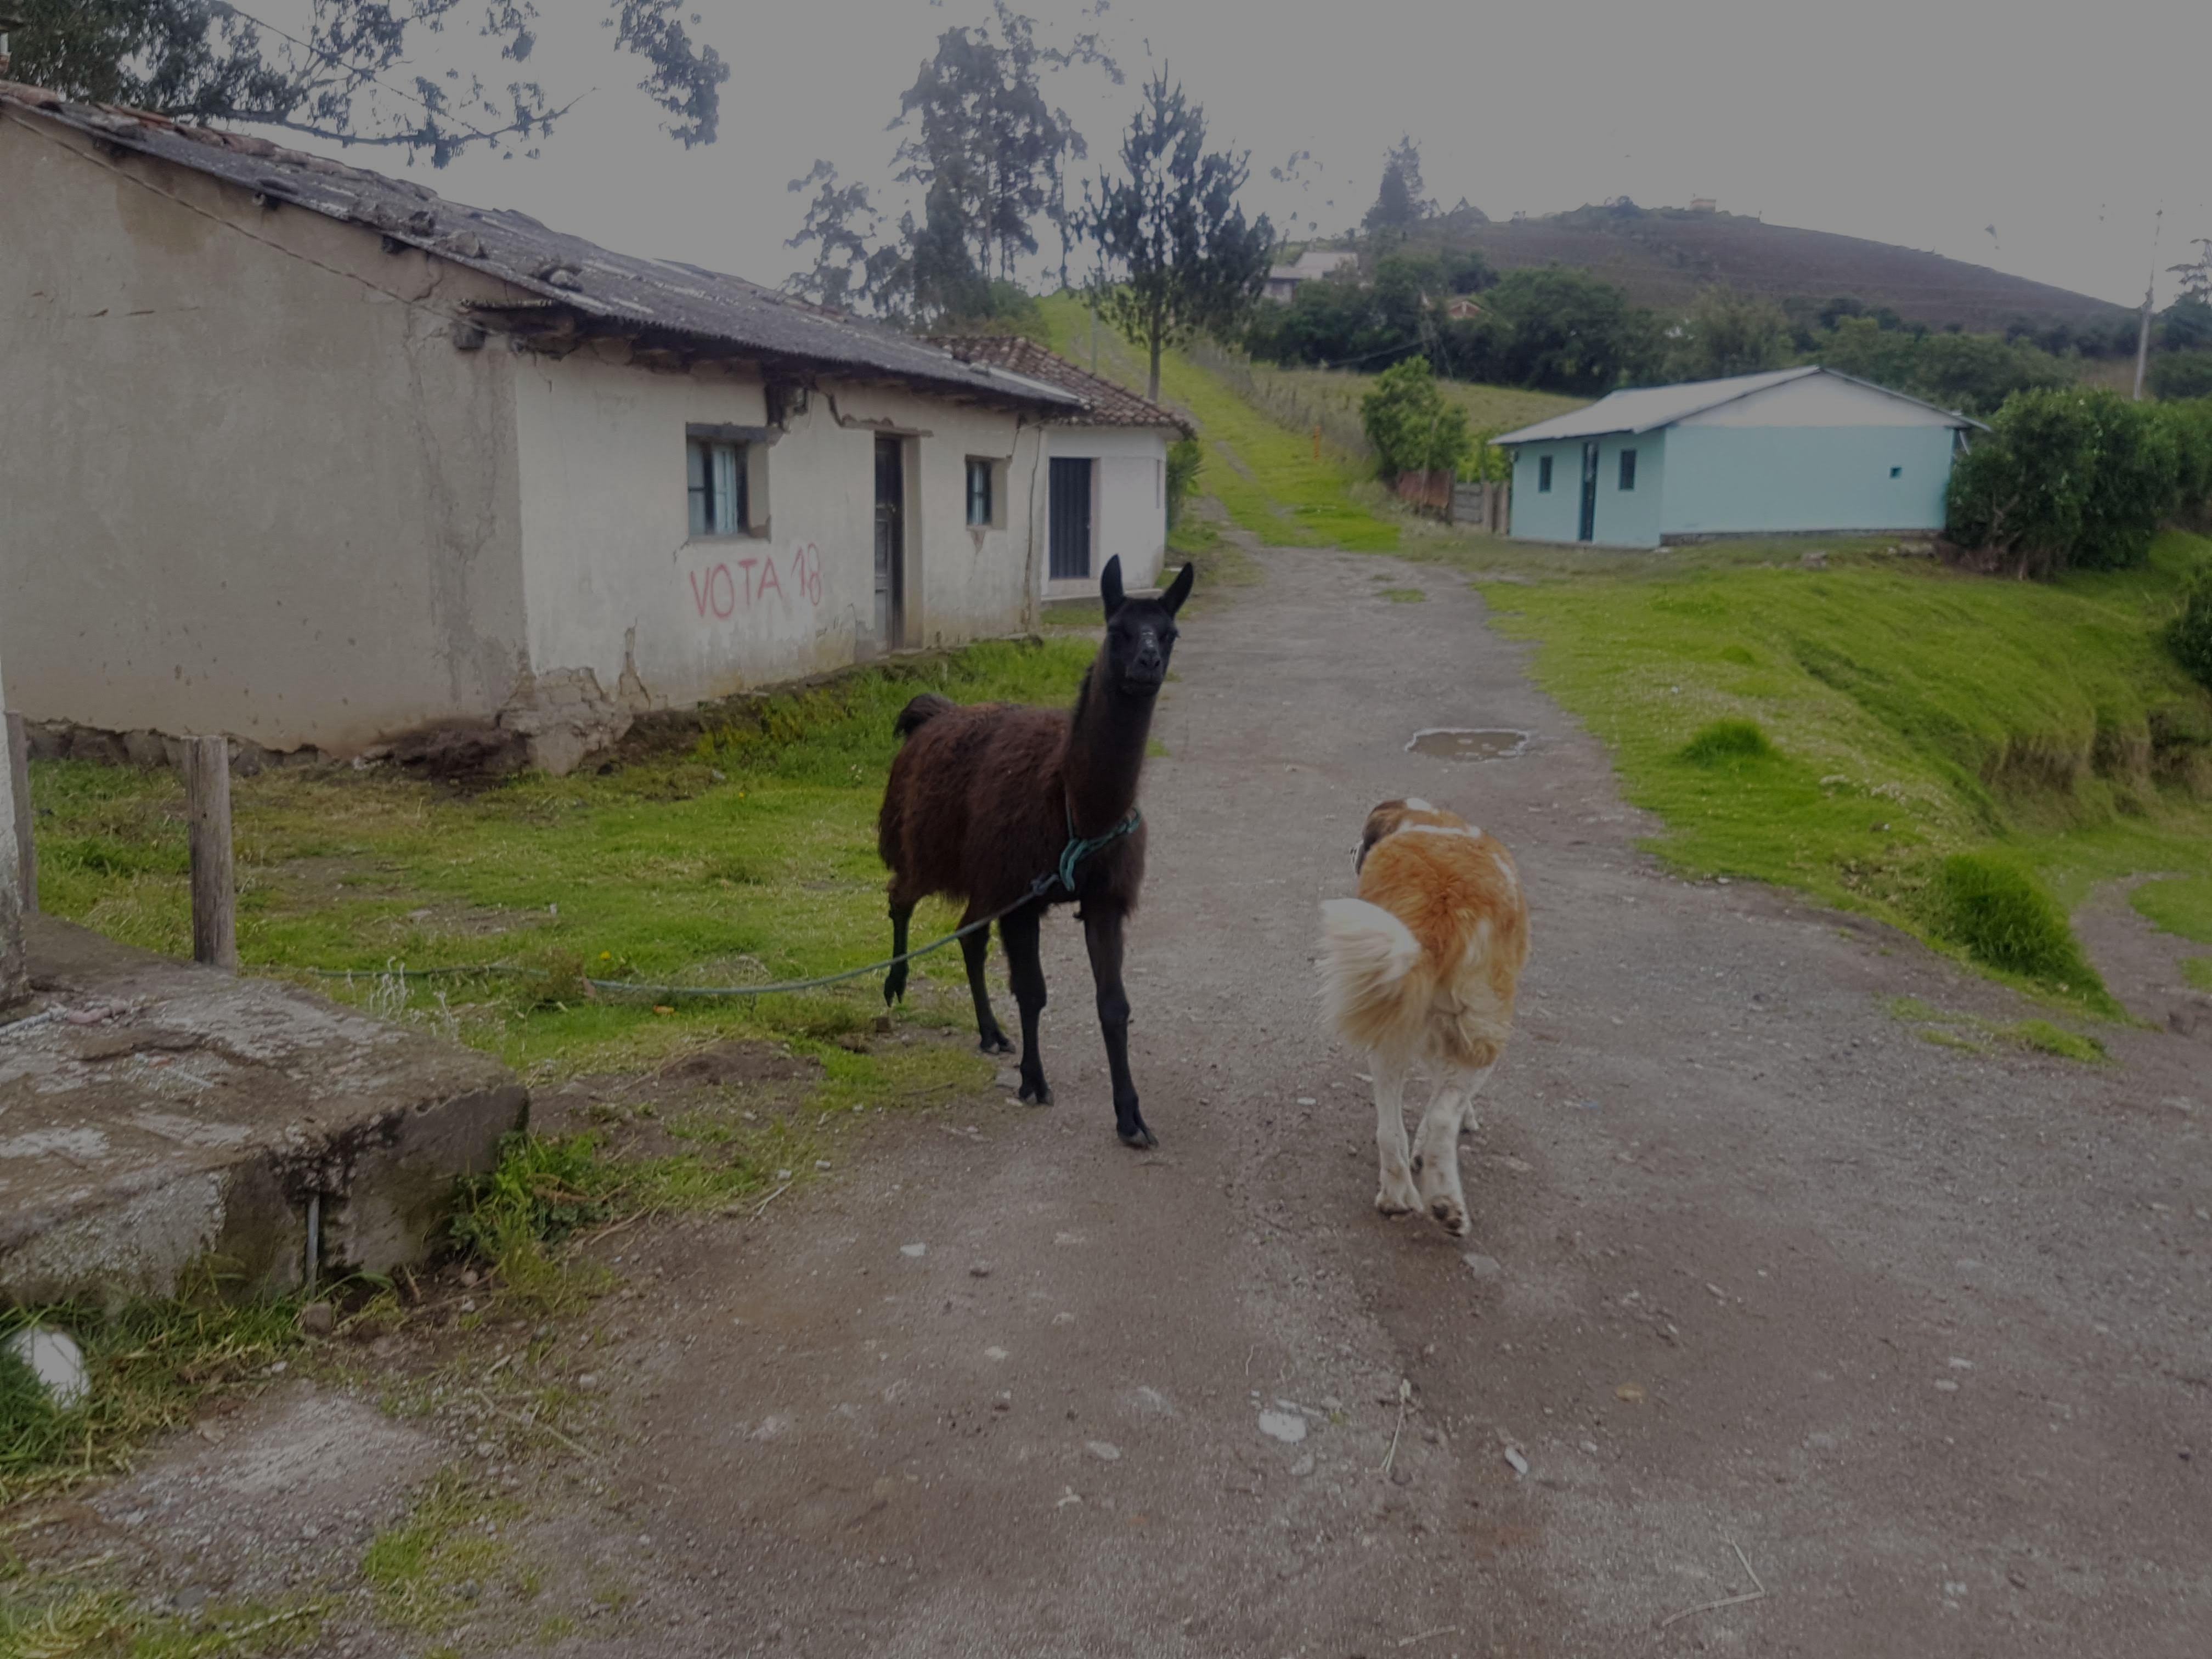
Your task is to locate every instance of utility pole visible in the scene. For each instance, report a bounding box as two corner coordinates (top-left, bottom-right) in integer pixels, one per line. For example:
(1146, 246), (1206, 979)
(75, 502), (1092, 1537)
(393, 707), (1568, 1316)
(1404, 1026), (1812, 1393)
(2132, 206), (2162, 402)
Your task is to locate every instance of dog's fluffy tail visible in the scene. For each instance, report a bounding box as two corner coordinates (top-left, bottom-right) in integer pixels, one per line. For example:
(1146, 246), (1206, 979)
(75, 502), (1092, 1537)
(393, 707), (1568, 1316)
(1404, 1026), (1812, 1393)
(1320, 898), (1429, 1053)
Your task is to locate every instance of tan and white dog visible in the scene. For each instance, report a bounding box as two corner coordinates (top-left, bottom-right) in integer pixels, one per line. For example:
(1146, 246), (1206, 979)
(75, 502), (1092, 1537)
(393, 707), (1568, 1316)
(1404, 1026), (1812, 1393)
(1319, 799), (1530, 1237)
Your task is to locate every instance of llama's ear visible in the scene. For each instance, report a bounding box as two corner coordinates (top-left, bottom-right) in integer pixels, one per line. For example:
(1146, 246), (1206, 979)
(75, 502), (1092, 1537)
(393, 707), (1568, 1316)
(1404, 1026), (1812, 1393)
(1099, 556), (1126, 619)
(1160, 562), (1195, 616)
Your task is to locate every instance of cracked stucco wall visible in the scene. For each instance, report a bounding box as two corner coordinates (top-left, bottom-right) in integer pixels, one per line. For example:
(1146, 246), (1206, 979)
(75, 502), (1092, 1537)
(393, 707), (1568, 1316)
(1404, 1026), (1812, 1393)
(511, 352), (1049, 733)
(0, 110), (528, 755)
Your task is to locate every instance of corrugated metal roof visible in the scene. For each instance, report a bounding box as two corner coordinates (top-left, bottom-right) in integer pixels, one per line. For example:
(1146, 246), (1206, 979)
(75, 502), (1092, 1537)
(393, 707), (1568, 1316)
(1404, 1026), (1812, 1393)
(922, 336), (1193, 434)
(1492, 366), (1983, 444)
(0, 82), (1082, 410)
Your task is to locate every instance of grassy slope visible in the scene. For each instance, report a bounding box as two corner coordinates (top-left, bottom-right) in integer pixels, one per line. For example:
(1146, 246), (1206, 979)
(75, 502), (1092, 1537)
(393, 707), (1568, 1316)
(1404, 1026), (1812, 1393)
(1449, 533), (2212, 1004)
(1037, 295), (1400, 551)
(1254, 364), (1586, 444)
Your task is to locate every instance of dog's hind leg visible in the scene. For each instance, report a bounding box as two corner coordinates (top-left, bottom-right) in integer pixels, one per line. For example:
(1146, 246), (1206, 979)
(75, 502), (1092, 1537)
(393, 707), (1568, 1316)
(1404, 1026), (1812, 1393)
(1415, 1064), (1493, 1237)
(1370, 1051), (1420, 1217)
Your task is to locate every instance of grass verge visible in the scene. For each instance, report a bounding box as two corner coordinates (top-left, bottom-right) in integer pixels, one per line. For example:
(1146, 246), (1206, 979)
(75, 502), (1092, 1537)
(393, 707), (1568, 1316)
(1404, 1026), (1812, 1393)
(1413, 531), (2212, 1011)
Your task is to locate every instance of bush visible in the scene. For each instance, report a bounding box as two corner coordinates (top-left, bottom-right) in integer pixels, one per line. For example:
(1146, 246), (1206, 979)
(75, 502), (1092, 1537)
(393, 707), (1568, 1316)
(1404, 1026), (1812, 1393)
(2169, 570), (2212, 690)
(2150, 351), (2212, 402)
(1946, 387), (2182, 575)
(1678, 719), (1775, 764)
(1360, 356), (1474, 478)
(1929, 853), (2102, 996)
(1164, 437), (1203, 529)
(2157, 397), (2212, 526)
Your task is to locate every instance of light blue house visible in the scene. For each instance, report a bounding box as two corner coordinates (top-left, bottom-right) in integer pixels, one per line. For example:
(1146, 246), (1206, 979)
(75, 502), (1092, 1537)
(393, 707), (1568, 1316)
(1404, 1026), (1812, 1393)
(1493, 367), (1986, 548)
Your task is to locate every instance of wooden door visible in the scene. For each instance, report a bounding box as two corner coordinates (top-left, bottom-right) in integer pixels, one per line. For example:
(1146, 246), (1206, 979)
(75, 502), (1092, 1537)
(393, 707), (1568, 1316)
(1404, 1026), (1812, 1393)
(873, 437), (904, 648)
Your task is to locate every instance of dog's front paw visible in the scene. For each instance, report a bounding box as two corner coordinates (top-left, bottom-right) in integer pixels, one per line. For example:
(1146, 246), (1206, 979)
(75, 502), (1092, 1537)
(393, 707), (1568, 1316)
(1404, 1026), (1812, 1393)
(1426, 1193), (1470, 1237)
(1375, 1181), (1421, 1218)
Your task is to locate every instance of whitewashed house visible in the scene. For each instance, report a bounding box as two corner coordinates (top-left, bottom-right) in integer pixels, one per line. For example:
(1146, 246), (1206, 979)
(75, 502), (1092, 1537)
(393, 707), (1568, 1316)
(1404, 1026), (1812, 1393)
(927, 336), (1191, 601)
(0, 82), (1100, 773)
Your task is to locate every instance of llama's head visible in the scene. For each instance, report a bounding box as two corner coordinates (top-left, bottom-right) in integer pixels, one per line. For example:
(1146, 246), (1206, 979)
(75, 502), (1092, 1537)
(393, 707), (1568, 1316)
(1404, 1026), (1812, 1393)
(1098, 555), (1195, 699)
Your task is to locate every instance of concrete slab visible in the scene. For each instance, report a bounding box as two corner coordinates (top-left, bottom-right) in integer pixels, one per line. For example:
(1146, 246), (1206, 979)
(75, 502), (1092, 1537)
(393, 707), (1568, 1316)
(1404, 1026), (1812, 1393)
(0, 916), (527, 1303)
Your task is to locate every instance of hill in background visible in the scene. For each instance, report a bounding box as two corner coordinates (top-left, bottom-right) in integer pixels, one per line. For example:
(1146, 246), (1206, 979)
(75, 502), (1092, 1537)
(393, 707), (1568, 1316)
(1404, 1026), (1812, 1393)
(1402, 203), (2130, 332)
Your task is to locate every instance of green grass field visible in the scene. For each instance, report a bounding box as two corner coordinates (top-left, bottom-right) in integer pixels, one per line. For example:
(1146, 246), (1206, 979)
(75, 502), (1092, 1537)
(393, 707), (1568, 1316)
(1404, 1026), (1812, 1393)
(1431, 532), (2212, 1007)
(30, 639), (1098, 1081)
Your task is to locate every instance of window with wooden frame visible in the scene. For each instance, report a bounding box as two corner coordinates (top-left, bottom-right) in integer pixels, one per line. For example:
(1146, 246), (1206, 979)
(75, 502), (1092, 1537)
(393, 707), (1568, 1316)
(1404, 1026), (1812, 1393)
(966, 458), (994, 527)
(687, 437), (747, 537)
(964, 456), (1007, 530)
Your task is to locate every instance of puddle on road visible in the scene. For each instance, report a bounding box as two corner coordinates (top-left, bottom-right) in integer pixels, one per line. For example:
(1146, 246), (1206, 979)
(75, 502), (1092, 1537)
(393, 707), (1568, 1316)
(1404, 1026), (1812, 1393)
(1406, 727), (1532, 761)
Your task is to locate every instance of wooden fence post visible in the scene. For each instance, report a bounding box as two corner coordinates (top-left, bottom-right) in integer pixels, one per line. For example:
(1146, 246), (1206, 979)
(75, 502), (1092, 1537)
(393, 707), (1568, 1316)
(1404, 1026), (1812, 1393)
(4, 713), (32, 916)
(182, 736), (236, 972)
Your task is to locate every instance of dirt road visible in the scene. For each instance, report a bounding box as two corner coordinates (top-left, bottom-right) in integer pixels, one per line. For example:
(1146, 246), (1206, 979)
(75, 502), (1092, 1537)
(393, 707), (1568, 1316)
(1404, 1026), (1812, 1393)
(75, 544), (2212, 1656)
(524, 544), (2199, 1657)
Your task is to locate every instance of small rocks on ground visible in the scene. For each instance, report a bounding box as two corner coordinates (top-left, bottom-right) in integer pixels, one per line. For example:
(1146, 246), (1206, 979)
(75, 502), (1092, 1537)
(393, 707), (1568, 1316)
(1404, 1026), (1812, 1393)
(1463, 1254), (1502, 1280)
(1085, 1441), (1121, 1462)
(900, 1243), (927, 1259)
(297, 1302), (335, 1337)
(968, 1262), (993, 1278)
(1257, 1410), (1308, 1445)
(1504, 1447), (1530, 1477)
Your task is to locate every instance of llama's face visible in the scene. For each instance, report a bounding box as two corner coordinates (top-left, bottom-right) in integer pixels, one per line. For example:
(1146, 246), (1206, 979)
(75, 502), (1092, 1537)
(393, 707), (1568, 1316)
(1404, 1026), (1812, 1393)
(1099, 556), (1195, 699)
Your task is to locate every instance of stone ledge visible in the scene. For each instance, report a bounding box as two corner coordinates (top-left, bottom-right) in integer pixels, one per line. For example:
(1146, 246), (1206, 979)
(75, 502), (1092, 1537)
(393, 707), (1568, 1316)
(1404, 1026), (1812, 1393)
(0, 917), (527, 1304)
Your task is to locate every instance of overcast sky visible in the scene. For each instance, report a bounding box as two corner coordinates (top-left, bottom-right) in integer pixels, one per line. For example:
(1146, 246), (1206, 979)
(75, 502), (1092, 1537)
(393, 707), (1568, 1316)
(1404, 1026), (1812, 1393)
(273, 0), (2208, 312)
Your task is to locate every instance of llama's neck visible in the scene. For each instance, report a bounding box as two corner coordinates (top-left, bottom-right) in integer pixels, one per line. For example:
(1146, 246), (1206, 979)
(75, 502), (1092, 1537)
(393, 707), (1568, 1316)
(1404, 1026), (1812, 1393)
(1063, 667), (1154, 833)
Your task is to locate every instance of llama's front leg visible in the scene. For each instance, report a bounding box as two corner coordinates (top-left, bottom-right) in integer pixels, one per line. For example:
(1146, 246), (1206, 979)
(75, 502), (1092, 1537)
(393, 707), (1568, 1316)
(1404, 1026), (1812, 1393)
(883, 902), (915, 1005)
(1414, 1064), (1493, 1238)
(960, 909), (1012, 1054)
(1000, 906), (1052, 1106)
(1370, 1051), (1420, 1216)
(1082, 907), (1154, 1149)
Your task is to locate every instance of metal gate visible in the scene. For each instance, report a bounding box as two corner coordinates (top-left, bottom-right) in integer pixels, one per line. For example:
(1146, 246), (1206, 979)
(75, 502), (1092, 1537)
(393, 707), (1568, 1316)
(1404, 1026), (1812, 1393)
(1049, 457), (1093, 580)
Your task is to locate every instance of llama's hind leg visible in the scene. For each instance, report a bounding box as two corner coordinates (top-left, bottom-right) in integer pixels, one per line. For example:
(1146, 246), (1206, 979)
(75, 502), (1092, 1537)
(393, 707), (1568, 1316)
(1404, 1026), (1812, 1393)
(1370, 1051), (1420, 1217)
(960, 909), (1012, 1054)
(1001, 905), (1052, 1106)
(883, 901), (915, 1005)
(1415, 1064), (1493, 1238)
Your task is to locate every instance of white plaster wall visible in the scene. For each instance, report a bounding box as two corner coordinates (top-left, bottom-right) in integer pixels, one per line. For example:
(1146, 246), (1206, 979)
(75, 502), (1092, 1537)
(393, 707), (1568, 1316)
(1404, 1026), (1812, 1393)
(0, 111), (528, 753)
(1041, 426), (1170, 598)
(512, 354), (1046, 709)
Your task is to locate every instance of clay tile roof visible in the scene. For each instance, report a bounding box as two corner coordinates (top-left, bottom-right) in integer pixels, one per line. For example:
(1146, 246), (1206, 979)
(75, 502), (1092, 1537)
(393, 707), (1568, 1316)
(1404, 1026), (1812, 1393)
(922, 335), (1194, 435)
(0, 82), (1081, 410)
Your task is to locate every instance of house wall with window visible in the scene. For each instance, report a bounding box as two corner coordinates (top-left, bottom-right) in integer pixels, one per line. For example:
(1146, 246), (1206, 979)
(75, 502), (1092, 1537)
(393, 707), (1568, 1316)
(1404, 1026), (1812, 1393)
(510, 352), (1045, 730)
(1039, 427), (1173, 600)
(1505, 442), (1584, 544)
(0, 108), (531, 757)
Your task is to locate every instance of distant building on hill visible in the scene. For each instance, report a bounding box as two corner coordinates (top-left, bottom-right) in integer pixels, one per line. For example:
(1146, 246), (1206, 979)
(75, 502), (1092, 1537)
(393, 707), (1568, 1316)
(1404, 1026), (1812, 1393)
(1690, 197), (1718, 212)
(1491, 368), (1986, 548)
(1264, 248), (1360, 304)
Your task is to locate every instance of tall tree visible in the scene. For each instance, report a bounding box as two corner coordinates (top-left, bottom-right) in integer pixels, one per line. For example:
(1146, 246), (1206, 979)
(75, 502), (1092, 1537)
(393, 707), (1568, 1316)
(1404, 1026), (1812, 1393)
(888, 3), (1117, 291)
(784, 160), (899, 312)
(1364, 137), (1431, 236)
(1082, 69), (1276, 399)
(6, 0), (726, 165)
